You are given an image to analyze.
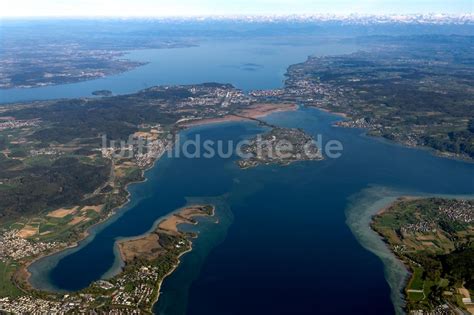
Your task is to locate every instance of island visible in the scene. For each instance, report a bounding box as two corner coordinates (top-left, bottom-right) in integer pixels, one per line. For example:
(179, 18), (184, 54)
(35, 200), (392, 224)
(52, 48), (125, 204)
(92, 90), (113, 97)
(371, 198), (474, 314)
(0, 82), (298, 313)
(0, 33), (473, 313)
(237, 126), (322, 169)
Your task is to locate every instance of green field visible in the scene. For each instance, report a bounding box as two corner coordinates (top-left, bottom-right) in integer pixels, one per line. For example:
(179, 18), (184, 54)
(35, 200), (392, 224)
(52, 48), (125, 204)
(372, 198), (474, 312)
(408, 267), (425, 291)
(408, 291), (425, 302)
(0, 260), (23, 298)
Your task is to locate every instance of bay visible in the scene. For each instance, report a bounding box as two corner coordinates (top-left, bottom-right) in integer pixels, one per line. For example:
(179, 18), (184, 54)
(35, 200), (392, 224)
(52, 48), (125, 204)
(0, 38), (357, 103)
(20, 39), (474, 315)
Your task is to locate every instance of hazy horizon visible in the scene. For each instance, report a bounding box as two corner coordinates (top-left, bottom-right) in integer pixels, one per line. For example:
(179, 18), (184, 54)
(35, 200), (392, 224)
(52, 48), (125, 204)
(1, 0), (472, 18)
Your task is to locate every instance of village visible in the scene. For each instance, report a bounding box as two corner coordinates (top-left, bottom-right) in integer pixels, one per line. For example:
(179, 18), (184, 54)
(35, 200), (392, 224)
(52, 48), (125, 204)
(237, 126), (323, 169)
(400, 199), (474, 235)
(0, 258), (164, 314)
(0, 230), (63, 262)
(0, 119), (41, 132)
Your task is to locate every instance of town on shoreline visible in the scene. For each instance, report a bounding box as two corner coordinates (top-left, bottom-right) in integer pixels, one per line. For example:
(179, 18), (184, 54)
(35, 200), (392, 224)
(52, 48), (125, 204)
(0, 33), (473, 314)
(371, 198), (474, 314)
(0, 82), (312, 313)
(0, 205), (216, 313)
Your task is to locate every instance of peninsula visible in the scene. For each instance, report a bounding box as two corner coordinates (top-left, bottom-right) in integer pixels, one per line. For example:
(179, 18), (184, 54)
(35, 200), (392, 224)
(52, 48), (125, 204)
(0, 205), (215, 313)
(284, 35), (474, 160)
(0, 33), (473, 314)
(371, 198), (474, 314)
(0, 82), (298, 313)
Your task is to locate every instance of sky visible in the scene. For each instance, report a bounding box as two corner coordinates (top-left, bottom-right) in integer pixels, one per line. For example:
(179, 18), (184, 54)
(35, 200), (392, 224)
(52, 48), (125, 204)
(0, 0), (472, 17)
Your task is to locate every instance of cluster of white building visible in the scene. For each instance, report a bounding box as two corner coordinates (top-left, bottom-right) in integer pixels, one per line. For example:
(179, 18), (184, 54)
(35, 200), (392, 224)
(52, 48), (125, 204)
(183, 85), (252, 108)
(0, 230), (62, 261)
(401, 221), (436, 234)
(439, 200), (474, 224)
(0, 119), (40, 132)
(135, 138), (171, 168)
(0, 296), (77, 314)
(111, 266), (160, 308)
(30, 148), (61, 157)
(0, 264), (161, 314)
(249, 89), (285, 98)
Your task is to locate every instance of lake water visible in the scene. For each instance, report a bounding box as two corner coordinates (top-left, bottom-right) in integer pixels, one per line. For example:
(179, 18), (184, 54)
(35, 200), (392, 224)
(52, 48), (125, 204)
(21, 39), (474, 315)
(0, 38), (357, 103)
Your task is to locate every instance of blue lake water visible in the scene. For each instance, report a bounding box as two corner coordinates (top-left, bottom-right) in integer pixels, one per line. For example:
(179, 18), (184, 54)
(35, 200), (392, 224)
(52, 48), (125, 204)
(21, 39), (474, 315)
(155, 110), (473, 315)
(0, 38), (357, 103)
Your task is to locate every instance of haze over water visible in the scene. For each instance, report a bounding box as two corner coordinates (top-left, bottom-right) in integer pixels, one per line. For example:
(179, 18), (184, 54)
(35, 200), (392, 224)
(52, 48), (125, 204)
(0, 38), (357, 103)
(23, 39), (474, 315)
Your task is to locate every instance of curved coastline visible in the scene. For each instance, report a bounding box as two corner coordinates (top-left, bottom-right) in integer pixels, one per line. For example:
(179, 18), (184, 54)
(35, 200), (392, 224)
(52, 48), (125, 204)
(3, 35), (472, 315)
(317, 105), (474, 164)
(14, 106), (474, 314)
(345, 186), (408, 315)
(22, 135), (179, 293)
(26, 106), (291, 293)
(150, 202), (222, 312)
(26, 146), (173, 291)
(116, 203), (217, 313)
(345, 186), (474, 315)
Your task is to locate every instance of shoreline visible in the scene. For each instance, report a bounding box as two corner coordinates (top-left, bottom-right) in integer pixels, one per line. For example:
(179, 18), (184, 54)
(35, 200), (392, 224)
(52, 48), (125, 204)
(180, 103), (298, 127)
(11, 102), (472, 312)
(24, 102), (290, 293)
(345, 187), (408, 315)
(18, 203), (217, 313)
(369, 195), (474, 314)
(0, 44), (198, 93)
(346, 188), (474, 315)
(116, 204), (217, 313)
(311, 106), (349, 119)
(151, 246), (193, 312)
(369, 195), (420, 315)
(375, 196), (420, 216)
(306, 104), (473, 163)
(145, 206), (216, 313)
(23, 144), (172, 292)
(18, 110), (226, 307)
